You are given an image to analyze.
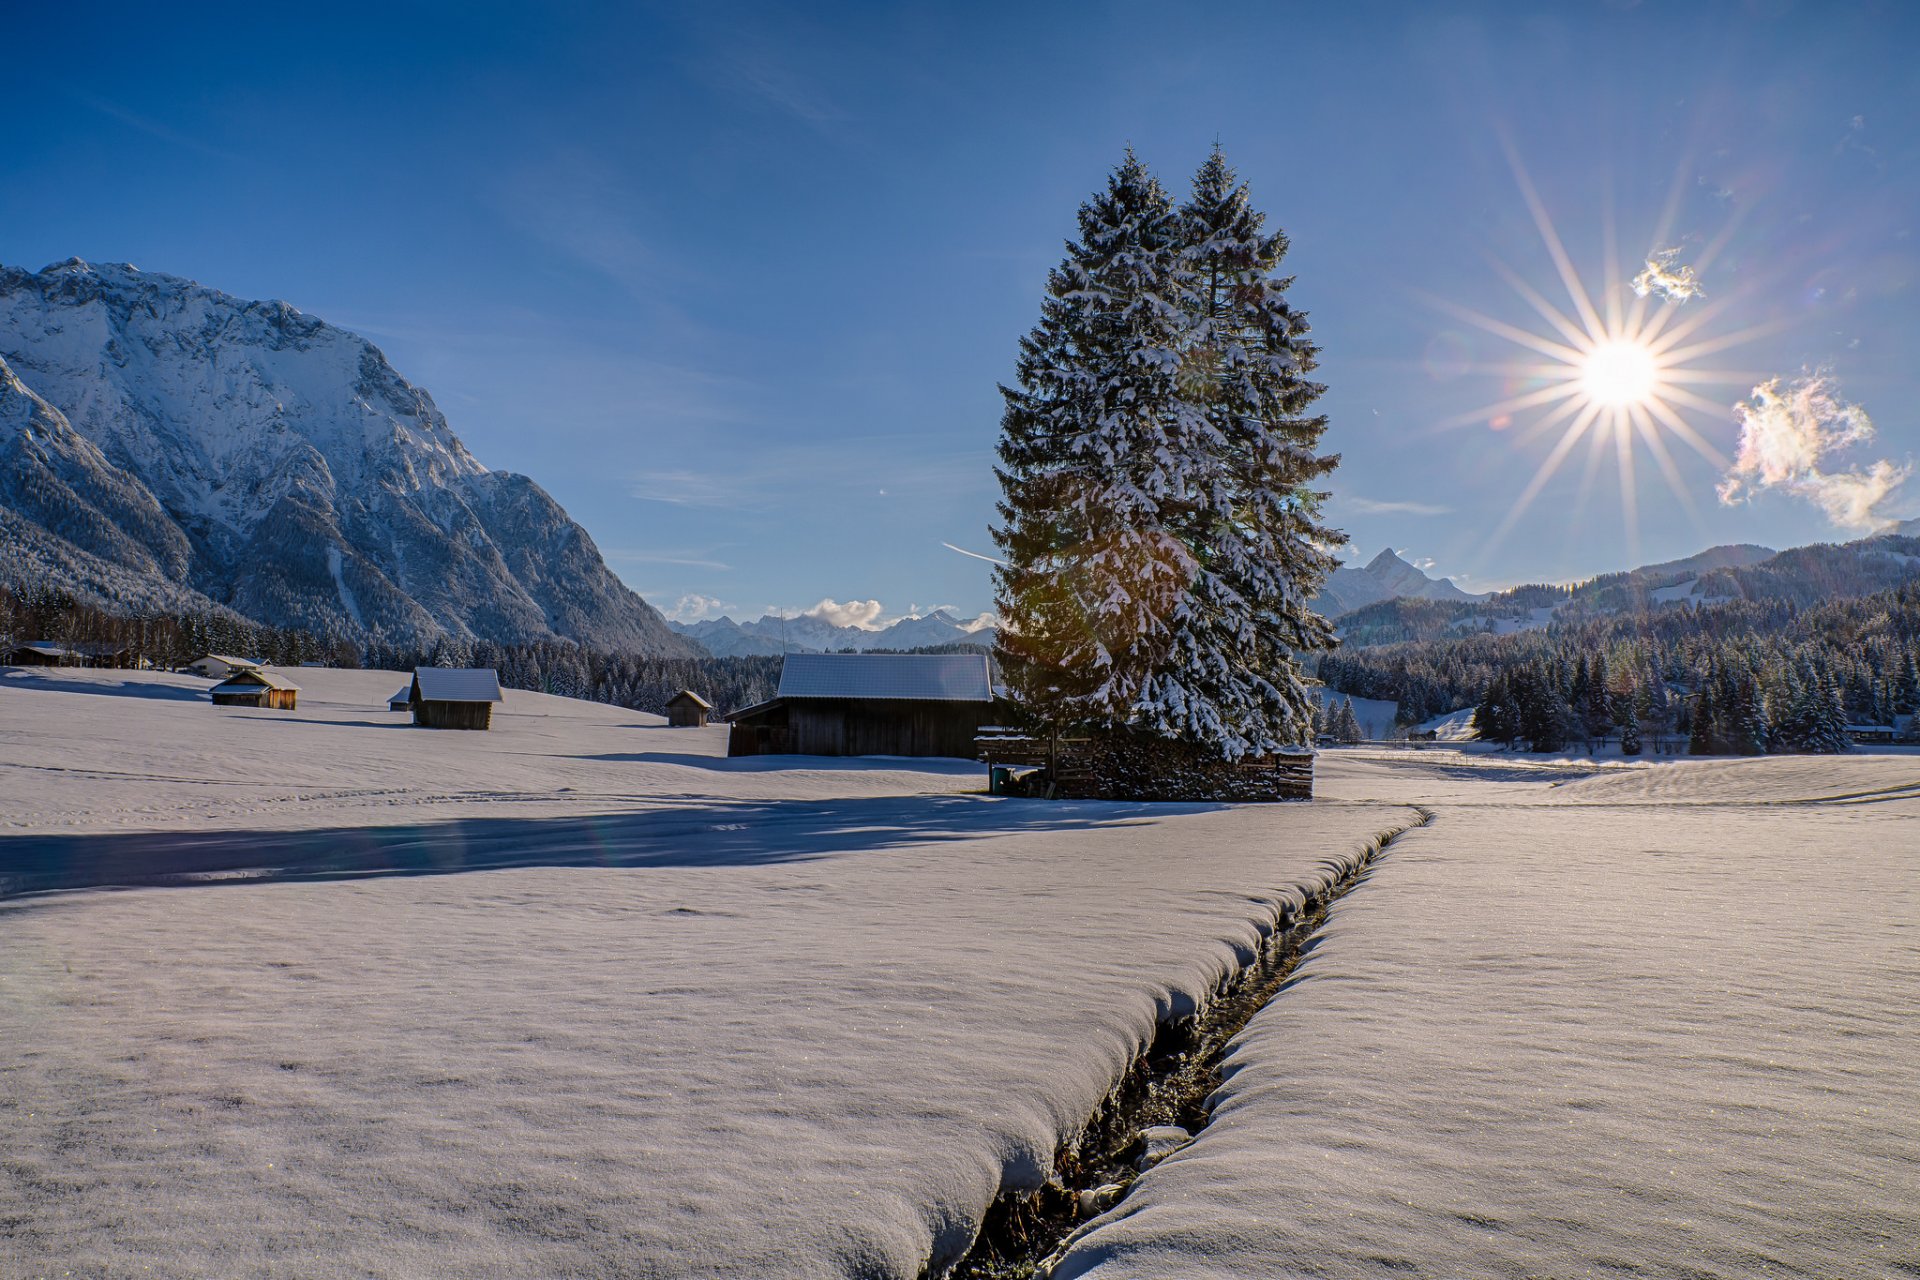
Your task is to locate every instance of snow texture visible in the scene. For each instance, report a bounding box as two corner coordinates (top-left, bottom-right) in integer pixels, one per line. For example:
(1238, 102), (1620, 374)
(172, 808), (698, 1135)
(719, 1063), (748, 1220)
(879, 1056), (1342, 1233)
(0, 666), (1410, 1278)
(1053, 747), (1920, 1279)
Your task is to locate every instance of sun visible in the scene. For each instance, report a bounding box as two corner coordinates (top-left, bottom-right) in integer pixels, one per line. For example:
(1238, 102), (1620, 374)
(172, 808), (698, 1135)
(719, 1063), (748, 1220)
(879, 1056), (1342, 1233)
(1421, 142), (1785, 560)
(1581, 340), (1658, 408)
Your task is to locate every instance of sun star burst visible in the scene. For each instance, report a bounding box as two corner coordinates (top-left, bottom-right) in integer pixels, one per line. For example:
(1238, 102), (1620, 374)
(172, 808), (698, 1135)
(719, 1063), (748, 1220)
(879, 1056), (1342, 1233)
(1426, 143), (1786, 563)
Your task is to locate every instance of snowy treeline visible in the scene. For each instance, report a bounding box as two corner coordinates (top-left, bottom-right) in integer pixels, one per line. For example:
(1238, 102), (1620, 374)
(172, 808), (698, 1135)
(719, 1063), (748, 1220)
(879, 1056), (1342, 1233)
(992, 149), (1339, 758)
(0, 584), (781, 716)
(1316, 582), (1920, 752)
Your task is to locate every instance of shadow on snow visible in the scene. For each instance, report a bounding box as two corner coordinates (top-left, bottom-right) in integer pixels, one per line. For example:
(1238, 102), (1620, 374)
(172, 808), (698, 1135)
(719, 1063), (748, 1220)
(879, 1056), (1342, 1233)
(0, 793), (1198, 902)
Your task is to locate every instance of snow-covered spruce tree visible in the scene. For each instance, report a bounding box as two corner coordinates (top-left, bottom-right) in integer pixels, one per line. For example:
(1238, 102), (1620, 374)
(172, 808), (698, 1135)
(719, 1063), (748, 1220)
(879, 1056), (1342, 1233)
(991, 149), (1340, 760)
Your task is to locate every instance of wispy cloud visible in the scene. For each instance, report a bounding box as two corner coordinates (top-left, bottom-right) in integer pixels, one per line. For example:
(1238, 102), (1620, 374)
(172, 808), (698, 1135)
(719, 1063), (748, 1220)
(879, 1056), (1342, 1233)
(603, 547), (733, 571)
(1718, 373), (1910, 531)
(1631, 247), (1704, 303)
(627, 469), (741, 507)
(1345, 497), (1453, 516)
(491, 150), (700, 302)
(631, 445), (993, 513)
(68, 90), (245, 163)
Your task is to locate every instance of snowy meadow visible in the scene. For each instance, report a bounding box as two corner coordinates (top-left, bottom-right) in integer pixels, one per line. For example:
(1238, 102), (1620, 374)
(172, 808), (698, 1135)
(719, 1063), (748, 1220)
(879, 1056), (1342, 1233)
(3, 670), (1916, 1278)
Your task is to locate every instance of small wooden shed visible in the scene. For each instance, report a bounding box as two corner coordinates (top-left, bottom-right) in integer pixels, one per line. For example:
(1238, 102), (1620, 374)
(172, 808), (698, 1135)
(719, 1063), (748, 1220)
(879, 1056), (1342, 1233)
(409, 667), (504, 730)
(388, 687), (413, 712)
(209, 667), (300, 710)
(666, 690), (712, 727)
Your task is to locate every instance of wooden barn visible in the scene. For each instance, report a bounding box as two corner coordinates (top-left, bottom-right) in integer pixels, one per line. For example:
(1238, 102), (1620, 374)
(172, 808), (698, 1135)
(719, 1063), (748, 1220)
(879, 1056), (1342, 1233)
(4, 640), (130, 668)
(186, 653), (262, 680)
(388, 686), (413, 712)
(727, 653), (997, 758)
(408, 667), (504, 730)
(666, 690), (712, 727)
(209, 668), (300, 710)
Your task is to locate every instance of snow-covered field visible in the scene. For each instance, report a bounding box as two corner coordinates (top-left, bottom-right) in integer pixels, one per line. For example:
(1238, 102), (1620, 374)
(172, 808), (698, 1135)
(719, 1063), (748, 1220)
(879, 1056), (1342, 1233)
(1054, 748), (1920, 1279)
(4, 670), (1916, 1279)
(0, 666), (1412, 1277)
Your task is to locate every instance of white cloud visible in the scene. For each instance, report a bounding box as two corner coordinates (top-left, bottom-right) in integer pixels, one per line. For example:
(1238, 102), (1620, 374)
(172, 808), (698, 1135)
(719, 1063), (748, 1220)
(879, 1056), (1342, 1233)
(1718, 373), (1910, 531)
(1344, 497), (1453, 517)
(799, 598), (888, 629)
(664, 594), (735, 623)
(628, 469), (738, 507)
(1632, 248), (1704, 303)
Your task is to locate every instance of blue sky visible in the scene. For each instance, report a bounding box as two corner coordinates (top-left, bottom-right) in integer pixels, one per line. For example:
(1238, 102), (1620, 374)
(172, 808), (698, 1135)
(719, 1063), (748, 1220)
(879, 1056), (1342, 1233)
(5, 2), (1916, 624)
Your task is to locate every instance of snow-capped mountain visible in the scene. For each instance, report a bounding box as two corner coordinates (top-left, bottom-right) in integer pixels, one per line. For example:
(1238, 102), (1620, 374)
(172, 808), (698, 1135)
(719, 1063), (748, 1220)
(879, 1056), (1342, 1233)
(0, 259), (696, 655)
(1313, 547), (1483, 617)
(673, 608), (997, 658)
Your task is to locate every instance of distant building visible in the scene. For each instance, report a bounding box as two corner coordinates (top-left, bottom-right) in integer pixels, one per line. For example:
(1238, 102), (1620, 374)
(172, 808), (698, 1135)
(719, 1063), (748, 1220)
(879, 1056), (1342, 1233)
(408, 667), (504, 730)
(209, 668), (300, 710)
(3, 640), (130, 668)
(666, 690), (713, 728)
(388, 687), (413, 712)
(726, 653), (997, 758)
(1844, 723), (1898, 746)
(186, 653), (262, 680)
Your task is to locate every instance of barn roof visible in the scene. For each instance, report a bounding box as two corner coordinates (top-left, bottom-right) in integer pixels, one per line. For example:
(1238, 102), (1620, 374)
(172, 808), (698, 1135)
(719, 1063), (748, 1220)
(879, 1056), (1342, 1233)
(195, 653), (260, 668)
(776, 652), (993, 703)
(212, 668), (300, 692)
(389, 687), (412, 705)
(412, 667), (503, 703)
(668, 689), (713, 709)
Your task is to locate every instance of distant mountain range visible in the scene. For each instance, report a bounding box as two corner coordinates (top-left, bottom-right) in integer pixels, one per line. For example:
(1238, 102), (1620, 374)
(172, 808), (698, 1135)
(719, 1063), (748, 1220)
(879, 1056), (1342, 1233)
(1313, 546), (1483, 616)
(1331, 534), (1920, 648)
(672, 608), (997, 658)
(0, 259), (696, 655)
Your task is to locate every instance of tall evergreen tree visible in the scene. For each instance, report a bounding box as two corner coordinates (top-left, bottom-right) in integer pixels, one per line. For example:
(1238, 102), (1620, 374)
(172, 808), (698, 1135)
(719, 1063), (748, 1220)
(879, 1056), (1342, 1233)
(992, 149), (1341, 758)
(992, 152), (1191, 738)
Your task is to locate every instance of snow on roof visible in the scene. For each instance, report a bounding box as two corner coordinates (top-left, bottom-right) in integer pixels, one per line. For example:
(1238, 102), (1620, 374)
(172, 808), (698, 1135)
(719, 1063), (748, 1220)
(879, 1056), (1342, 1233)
(668, 690), (713, 709)
(776, 652), (993, 703)
(389, 687), (412, 705)
(412, 667), (503, 703)
(195, 653), (260, 668)
(212, 668), (300, 692)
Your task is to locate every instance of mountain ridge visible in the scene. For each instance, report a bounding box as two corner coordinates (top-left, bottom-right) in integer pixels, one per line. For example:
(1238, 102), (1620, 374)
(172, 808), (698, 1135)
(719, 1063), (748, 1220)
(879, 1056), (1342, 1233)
(0, 259), (697, 656)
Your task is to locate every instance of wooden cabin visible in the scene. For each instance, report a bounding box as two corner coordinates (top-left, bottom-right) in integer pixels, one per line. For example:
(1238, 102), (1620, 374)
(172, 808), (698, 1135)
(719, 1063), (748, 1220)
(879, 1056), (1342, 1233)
(388, 687), (413, 712)
(408, 667), (504, 730)
(4, 640), (130, 668)
(186, 653), (262, 680)
(727, 653), (997, 758)
(666, 690), (712, 727)
(209, 667), (300, 710)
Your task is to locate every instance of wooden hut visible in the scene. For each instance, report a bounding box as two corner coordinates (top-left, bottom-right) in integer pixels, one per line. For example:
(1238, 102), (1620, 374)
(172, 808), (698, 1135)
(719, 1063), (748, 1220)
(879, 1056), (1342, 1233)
(409, 667), (504, 730)
(4, 640), (130, 668)
(4, 641), (72, 667)
(388, 687), (413, 712)
(727, 653), (996, 758)
(187, 653), (262, 680)
(666, 690), (712, 727)
(209, 668), (300, 710)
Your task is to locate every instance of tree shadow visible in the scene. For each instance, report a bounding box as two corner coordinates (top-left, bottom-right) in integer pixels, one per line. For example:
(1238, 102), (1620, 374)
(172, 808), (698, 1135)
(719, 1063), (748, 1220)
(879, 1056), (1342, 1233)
(0, 793), (1209, 902)
(578, 750), (985, 776)
(0, 671), (208, 702)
